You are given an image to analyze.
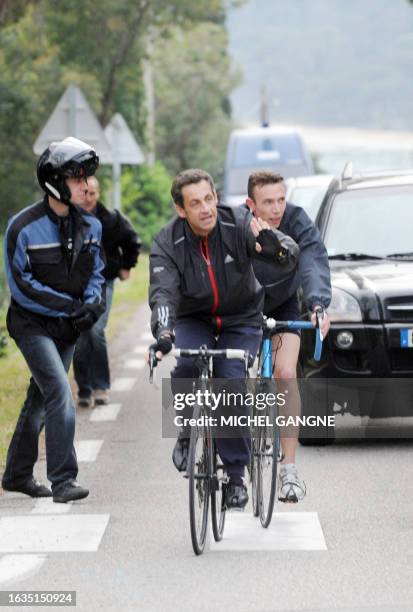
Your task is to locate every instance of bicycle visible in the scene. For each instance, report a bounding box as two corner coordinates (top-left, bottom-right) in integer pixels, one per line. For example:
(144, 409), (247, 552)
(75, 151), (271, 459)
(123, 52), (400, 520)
(251, 311), (324, 528)
(149, 345), (250, 556)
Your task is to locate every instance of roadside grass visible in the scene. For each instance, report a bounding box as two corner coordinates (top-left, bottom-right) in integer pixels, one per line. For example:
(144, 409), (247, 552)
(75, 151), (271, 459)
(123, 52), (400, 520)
(0, 253), (149, 472)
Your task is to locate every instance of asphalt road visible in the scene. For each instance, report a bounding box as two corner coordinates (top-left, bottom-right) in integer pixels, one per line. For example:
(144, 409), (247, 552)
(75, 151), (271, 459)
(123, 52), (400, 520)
(0, 302), (412, 612)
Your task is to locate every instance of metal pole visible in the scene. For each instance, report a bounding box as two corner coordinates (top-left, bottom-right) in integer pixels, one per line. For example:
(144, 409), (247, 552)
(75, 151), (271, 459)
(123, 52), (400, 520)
(144, 33), (155, 166)
(113, 156), (121, 211)
(68, 84), (77, 136)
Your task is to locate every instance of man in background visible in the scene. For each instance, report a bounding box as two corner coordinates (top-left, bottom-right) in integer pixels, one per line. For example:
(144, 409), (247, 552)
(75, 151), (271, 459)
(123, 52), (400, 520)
(73, 176), (141, 408)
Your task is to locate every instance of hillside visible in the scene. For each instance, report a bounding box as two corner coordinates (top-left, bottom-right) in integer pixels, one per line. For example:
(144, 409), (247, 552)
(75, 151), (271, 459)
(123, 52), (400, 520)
(226, 0), (413, 130)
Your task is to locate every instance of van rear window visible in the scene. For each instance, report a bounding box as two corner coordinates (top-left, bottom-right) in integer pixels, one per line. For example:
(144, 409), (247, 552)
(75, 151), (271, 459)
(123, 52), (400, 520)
(232, 134), (304, 167)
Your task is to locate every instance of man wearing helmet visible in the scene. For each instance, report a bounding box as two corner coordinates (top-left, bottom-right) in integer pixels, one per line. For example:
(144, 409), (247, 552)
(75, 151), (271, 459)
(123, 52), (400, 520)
(2, 137), (105, 503)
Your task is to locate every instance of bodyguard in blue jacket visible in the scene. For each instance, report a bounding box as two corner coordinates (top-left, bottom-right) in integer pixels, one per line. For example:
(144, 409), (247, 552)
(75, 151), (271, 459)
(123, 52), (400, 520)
(2, 137), (105, 503)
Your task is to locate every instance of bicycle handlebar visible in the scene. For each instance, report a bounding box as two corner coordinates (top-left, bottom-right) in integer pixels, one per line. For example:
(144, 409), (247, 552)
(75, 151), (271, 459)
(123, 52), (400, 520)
(174, 348), (249, 360)
(148, 346), (251, 384)
(263, 312), (324, 362)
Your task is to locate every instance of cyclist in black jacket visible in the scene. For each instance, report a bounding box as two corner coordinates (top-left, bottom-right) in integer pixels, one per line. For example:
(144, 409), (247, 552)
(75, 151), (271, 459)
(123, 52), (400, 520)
(148, 169), (297, 508)
(247, 170), (331, 503)
(73, 176), (141, 407)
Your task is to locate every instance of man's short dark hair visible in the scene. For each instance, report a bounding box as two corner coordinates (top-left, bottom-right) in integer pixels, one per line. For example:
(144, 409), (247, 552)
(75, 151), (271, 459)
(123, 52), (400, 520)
(171, 169), (216, 208)
(247, 171), (284, 200)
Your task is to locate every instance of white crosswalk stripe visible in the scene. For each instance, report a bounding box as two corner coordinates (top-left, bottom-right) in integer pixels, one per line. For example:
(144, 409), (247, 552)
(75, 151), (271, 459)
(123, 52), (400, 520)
(210, 512), (327, 551)
(89, 403), (121, 422)
(0, 554), (47, 586)
(124, 359), (146, 370)
(0, 515), (110, 553)
(133, 345), (149, 354)
(140, 332), (153, 341)
(74, 440), (104, 462)
(111, 377), (136, 392)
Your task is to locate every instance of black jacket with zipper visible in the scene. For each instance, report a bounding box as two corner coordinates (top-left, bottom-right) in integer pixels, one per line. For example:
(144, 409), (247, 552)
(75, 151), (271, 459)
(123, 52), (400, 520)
(248, 203), (332, 312)
(95, 202), (141, 280)
(149, 205), (296, 339)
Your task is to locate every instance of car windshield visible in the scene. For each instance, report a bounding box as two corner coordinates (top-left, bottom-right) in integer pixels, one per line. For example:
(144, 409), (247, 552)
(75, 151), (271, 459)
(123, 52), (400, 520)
(232, 134), (304, 168)
(289, 186), (327, 220)
(324, 185), (413, 257)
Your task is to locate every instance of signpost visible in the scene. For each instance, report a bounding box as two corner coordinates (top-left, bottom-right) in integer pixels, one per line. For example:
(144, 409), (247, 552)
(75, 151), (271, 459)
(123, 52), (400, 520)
(104, 113), (145, 210)
(33, 84), (112, 163)
(33, 85), (145, 210)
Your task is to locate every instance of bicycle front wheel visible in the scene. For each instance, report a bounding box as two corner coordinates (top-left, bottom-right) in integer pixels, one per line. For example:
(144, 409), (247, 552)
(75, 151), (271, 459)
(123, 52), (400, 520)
(211, 442), (226, 541)
(257, 401), (279, 528)
(250, 421), (260, 517)
(188, 403), (210, 555)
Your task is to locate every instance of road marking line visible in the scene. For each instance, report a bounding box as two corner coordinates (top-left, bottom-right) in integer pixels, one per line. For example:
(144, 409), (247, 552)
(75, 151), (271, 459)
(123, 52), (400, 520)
(74, 440), (104, 462)
(124, 359), (146, 370)
(111, 377), (136, 392)
(0, 515), (110, 553)
(140, 332), (153, 342)
(210, 512), (327, 551)
(31, 499), (71, 514)
(133, 345), (148, 354)
(89, 403), (121, 422)
(0, 554), (47, 586)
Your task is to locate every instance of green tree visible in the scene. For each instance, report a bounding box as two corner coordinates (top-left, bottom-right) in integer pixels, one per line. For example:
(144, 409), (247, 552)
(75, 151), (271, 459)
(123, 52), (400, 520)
(153, 22), (240, 187)
(121, 162), (173, 250)
(0, 0), (241, 230)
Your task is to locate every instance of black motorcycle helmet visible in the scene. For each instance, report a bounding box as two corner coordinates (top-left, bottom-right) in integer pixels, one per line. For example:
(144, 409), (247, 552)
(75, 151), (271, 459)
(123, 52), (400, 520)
(37, 137), (99, 205)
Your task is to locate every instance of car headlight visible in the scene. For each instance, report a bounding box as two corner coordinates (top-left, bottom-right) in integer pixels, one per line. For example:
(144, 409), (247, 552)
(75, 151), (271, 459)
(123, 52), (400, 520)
(328, 287), (362, 322)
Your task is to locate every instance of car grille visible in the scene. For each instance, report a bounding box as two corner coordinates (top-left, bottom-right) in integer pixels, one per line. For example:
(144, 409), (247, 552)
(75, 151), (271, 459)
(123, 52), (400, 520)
(389, 348), (413, 372)
(385, 297), (413, 322)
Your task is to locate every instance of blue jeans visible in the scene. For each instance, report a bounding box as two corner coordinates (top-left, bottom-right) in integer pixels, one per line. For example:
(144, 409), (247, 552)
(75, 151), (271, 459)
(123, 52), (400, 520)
(171, 318), (262, 479)
(73, 280), (114, 395)
(2, 335), (78, 489)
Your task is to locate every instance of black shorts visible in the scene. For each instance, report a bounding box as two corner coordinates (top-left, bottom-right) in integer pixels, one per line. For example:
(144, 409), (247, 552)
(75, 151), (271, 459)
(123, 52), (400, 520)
(265, 294), (301, 337)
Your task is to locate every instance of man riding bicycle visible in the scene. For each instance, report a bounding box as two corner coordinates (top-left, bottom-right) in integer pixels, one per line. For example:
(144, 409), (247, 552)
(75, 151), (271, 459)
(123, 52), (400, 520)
(246, 170), (331, 503)
(148, 169), (296, 509)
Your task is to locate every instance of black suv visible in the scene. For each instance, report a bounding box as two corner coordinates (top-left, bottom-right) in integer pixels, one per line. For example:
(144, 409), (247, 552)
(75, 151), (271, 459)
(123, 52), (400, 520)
(298, 166), (413, 442)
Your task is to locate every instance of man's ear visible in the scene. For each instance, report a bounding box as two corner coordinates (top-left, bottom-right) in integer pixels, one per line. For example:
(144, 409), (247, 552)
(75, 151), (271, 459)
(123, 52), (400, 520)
(246, 197), (256, 213)
(174, 203), (186, 219)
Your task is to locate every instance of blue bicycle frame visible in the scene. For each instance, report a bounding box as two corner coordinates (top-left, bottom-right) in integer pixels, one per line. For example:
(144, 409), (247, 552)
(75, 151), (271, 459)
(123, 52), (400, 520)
(260, 319), (323, 379)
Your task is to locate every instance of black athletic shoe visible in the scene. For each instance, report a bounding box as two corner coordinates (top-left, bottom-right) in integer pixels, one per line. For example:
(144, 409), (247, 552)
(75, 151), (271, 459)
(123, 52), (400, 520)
(172, 437), (190, 472)
(2, 477), (52, 498)
(53, 481), (89, 503)
(225, 482), (249, 509)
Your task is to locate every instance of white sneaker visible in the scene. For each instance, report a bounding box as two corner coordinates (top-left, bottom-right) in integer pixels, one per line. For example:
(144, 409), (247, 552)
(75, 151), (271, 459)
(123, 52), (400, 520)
(278, 463), (306, 503)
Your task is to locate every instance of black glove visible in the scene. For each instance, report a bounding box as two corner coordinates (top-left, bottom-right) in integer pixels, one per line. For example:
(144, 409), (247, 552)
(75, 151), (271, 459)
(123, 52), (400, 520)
(256, 229), (288, 263)
(149, 335), (173, 357)
(71, 305), (98, 333)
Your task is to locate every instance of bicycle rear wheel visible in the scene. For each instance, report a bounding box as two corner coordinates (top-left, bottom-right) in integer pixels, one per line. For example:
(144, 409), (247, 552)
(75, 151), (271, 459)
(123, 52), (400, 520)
(250, 421), (260, 517)
(211, 442), (226, 541)
(188, 403), (210, 555)
(257, 402), (279, 528)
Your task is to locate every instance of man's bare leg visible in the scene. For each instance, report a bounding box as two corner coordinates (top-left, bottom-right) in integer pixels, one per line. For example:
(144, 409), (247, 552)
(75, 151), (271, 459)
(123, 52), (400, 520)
(272, 333), (306, 502)
(272, 332), (301, 463)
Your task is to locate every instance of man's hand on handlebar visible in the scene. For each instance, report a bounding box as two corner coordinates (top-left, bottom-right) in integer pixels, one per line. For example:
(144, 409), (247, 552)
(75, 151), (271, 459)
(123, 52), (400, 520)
(311, 305), (330, 339)
(145, 333), (173, 366)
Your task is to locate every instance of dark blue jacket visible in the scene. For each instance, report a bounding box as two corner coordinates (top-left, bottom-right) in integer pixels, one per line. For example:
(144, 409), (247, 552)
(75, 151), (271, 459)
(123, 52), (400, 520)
(250, 203), (331, 312)
(4, 197), (105, 341)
